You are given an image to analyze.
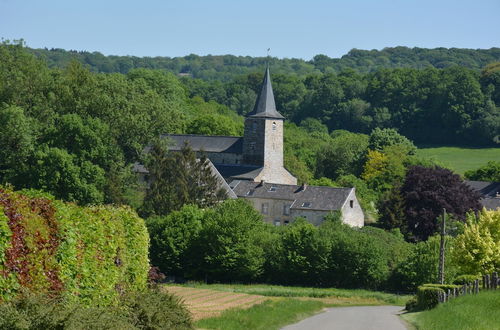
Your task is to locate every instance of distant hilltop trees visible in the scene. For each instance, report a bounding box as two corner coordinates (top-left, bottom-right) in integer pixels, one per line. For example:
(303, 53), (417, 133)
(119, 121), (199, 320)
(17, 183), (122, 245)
(28, 46), (500, 81)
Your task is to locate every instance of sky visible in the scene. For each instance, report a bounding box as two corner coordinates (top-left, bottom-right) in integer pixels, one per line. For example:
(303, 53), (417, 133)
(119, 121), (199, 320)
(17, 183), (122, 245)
(1, 0), (499, 60)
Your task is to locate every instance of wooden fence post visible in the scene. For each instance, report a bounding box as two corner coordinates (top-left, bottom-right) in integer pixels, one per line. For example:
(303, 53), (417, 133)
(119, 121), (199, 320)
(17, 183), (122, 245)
(475, 279), (479, 294)
(483, 275), (486, 289)
(486, 274), (490, 289)
(493, 272), (498, 290)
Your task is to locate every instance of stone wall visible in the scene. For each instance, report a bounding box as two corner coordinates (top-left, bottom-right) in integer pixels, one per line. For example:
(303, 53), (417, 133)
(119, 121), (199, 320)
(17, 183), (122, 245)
(340, 189), (365, 227)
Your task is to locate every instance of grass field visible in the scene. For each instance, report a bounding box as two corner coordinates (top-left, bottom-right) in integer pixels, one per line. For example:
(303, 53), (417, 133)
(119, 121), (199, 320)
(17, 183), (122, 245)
(416, 146), (500, 175)
(164, 283), (411, 329)
(402, 290), (500, 330)
(181, 283), (411, 306)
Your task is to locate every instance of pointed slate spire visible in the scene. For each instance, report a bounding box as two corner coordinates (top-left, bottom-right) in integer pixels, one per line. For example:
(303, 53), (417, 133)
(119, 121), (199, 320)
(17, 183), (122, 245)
(247, 66), (284, 119)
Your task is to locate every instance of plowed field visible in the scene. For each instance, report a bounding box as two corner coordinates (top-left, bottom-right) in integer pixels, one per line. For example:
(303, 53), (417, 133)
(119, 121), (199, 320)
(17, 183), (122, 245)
(164, 286), (267, 320)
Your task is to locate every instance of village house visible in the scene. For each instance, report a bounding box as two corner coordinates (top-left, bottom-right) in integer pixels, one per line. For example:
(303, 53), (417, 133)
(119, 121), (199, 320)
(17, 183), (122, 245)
(135, 66), (365, 227)
(465, 180), (500, 210)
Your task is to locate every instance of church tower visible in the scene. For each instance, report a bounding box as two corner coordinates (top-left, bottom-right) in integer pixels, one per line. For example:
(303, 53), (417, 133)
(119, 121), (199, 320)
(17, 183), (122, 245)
(243, 66), (297, 185)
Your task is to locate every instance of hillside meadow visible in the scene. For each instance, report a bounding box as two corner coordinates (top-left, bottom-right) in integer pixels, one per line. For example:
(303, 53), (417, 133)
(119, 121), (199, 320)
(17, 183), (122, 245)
(416, 146), (500, 175)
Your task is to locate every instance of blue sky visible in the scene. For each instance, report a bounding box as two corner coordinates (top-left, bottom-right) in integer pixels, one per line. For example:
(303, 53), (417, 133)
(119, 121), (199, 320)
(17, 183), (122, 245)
(1, 0), (499, 59)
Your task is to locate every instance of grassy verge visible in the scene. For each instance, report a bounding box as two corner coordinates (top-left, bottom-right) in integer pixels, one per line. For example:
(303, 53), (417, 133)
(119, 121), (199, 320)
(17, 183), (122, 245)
(402, 290), (500, 330)
(195, 299), (325, 330)
(416, 146), (500, 174)
(182, 283), (411, 306)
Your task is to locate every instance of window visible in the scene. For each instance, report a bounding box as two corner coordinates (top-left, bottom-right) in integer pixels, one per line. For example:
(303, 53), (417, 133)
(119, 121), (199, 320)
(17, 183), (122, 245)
(246, 189), (255, 196)
(284, 220), (290, 225)
(350, 200), (354, 208)
(283, 204), (291, 215)
(261, 203), (269, 214)
(301, 202), (311, 208)
(274, 220), (281, 226)
(272, 122), (277, 131)
(252, 121), (257, 133)
(249, 142), (256, 152)
(269, 185), (277, 192)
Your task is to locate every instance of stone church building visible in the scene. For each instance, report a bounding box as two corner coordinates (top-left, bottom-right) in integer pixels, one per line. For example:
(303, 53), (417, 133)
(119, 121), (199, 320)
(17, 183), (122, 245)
(136, 67), (364, 227)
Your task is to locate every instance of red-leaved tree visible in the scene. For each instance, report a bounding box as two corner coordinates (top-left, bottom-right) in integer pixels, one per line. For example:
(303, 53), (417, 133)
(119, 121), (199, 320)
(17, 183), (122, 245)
(401, 166), (481, 241)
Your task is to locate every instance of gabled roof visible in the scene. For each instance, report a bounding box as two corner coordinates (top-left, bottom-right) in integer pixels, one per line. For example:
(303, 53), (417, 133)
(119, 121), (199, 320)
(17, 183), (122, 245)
(229, 180), (354, 211)
(161, 134), (243, 153)
(465, 180), (500, 210)
(246, 66), (284, 119)
(214, 164), (263, 180)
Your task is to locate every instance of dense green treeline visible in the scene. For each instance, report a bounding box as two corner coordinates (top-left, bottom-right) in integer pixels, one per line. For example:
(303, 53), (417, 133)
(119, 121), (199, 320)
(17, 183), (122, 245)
(28, 45), (500, 80)
(184, 65), (500, 146)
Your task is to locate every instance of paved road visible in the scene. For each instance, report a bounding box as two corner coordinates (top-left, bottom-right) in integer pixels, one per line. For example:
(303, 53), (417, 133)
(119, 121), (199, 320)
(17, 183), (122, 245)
(282, 305), (407, 330)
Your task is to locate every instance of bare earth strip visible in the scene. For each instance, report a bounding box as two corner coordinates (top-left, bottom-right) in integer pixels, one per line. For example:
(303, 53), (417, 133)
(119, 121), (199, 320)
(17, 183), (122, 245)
(163, 286), (267, 320)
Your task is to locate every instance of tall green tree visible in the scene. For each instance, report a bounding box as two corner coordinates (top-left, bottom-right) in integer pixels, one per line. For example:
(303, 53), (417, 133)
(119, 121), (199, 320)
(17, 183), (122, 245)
(141, 140), (227, 217)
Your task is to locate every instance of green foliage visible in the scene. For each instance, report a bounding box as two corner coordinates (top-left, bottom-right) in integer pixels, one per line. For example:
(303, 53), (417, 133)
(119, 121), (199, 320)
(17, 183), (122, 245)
(452, 275), (481, 285)
(0, 105), (34, 185)
(452, 209), (500, 275)
(464, 161), (500, 181)
(265, 218), (331, 286)
(0, 289), (193, 330)
(141, 141), (227, 217)
(368, 128), (417, 155)
(146, 205), (204, 277)
(392, 236), (459, 292)
(316, 132), (369, 180)
(0, 187), (149, 306)
(415, 286), (444, 310)
(195, 199), (267, 282)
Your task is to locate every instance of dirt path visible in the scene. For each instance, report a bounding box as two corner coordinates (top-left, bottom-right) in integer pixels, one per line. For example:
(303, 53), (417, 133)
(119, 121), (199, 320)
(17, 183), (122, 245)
(281, 305), (408, 330)
(163, 286), (267, 320)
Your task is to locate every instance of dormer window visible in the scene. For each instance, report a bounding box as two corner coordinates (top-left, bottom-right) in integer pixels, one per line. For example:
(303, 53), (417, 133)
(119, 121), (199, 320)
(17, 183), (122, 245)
(247, 189), (255, 196)
(301, 202), (311, 208)
(269, 186), (277, 192)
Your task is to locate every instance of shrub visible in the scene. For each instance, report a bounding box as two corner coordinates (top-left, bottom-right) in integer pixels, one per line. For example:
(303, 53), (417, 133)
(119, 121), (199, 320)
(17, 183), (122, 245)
(416, 286), (442, 310)
(146, 205), (204, 278)
(415, 284), (461, 310)
(0, 289), (193, 329)
(0, 186), (149, 305)
(194, 199), (267, 282)
(453, 275), (481, 285)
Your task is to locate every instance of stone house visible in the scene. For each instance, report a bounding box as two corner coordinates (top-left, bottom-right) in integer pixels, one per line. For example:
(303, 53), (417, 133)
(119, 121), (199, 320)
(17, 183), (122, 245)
(135, 66), (365, 227)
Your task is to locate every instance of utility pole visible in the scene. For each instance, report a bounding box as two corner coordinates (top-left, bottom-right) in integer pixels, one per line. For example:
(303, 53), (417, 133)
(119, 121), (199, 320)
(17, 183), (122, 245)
(438, 208), (446, 284)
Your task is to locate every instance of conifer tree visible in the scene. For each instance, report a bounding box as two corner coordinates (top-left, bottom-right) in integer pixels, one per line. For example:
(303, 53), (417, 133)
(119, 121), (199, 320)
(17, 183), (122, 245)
(141, 140), (227, 217)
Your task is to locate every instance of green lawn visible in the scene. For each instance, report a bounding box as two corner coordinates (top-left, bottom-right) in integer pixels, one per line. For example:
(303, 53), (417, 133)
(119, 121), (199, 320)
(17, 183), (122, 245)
(182, 283), (411, 306)
(402, 290), (500, 330)
(416, 146), (500, 175)
(196, 299), (325, 330)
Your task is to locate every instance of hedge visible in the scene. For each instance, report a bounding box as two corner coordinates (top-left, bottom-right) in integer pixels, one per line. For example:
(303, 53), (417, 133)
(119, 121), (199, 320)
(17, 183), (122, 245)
(0, 186), (150, 305)
(415, 284), (461, 310)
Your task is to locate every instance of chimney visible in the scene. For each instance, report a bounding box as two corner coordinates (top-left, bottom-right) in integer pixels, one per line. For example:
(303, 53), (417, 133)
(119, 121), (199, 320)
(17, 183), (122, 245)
(300, 183), (308, 191)
(258, 180), (265, 187)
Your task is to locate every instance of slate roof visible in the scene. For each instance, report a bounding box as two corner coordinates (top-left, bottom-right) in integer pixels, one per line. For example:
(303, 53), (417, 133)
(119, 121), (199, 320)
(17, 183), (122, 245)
(246, 66), (284, 119)
(213, 164), (263, 180)
(465, 180), (500, 210)
(161, 134), (243, 153)
(229, 180), (354, 211)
